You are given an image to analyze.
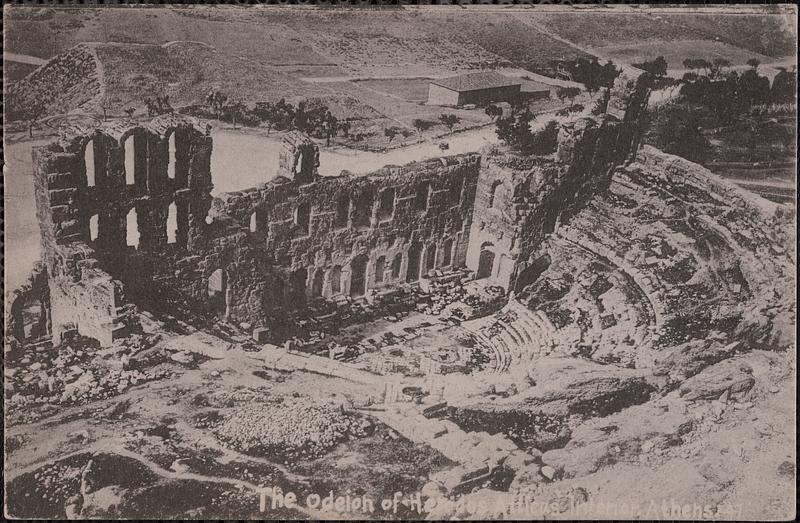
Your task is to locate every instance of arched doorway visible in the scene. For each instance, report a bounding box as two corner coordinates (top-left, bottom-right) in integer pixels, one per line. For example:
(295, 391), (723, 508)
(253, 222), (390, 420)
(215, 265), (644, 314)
(312, 269), (324, 298)
(330, 266), (343, 295)
(477, 243), (495, 279)
(374, 256), (386, 283)
(424, 243), (436, 275)
(290, 268), (308, 307)
(406, 242), (422, 283)
(350, 255), (369, 297)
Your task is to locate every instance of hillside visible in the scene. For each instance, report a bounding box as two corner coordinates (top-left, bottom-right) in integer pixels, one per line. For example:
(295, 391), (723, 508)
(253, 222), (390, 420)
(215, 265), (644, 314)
(536, 10), (797, 59)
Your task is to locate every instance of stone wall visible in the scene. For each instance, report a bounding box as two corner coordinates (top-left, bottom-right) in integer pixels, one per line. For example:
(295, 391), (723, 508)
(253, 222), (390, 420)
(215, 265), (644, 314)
(29, 68), (651, 348)
(466, 68), (652, 293)
(5, 262), (50, 346)
(31, 114), (217, 346)
(211, 132), (481, 307)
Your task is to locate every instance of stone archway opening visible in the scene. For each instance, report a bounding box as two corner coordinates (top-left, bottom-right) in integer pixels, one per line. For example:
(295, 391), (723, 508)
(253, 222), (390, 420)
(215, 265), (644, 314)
(330, 266), (343, 295)
(406, 242), (423, 283)
(312, 269), (325, 298)
(290, 268), (308, 307)
(477, 243), (496, 280)
(350, 255), (369, 297)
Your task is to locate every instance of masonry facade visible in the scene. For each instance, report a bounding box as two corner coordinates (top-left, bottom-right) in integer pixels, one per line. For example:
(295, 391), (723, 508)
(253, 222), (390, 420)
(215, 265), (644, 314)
(23, 69), (651, 348)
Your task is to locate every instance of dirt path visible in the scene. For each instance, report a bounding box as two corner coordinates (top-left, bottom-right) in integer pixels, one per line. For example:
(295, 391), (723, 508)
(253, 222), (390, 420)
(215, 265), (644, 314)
(4, 52), (47, 66)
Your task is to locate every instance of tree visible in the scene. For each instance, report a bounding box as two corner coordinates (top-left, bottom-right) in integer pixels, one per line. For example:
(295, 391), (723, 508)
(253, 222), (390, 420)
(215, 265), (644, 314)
(224, 99), (245, 129)
(746, 58), (761, 70)
(206, 90), (228, 120)
(495, 109), (534, 151)
(411, 119), (434, 142)
(484, 104), (503, 121)
(694, 59), (712, 76)
(564, 57), (620, 100)
(19, 94), (46, 138)
(738, 68), (771, 108)
(323, 112), (338, 146)
(338, 120), (351, 138)
(384, 126), (400, 143)
(156, 95), (173, 115)
(770, 67), (797, 103)
(528, 120), (560, 155)
(633, 56), (668, 78)
(710, 58), (732, 79)
(439, 113), (461, 132)
(253, 101), (277, 134)
(124, 107), (135, 118)
(509, 93), (528, 114)
(644, 104), (710, 163)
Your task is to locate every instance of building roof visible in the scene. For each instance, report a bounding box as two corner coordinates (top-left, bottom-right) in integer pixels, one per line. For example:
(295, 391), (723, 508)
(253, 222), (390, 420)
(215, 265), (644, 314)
(520, 79), (552, 93)
(430, 72), (521, 93)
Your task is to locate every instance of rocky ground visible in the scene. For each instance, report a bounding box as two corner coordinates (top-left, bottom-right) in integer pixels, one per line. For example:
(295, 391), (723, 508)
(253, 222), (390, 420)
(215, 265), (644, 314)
(4, 148), (795, 520)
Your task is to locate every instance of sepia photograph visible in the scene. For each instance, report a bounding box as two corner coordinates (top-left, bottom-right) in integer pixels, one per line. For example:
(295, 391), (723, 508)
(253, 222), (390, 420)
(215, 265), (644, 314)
(3, 3), (797, 520)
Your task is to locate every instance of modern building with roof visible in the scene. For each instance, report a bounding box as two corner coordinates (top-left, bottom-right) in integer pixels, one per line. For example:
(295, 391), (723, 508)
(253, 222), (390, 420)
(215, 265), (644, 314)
(427, 72), (522, 107)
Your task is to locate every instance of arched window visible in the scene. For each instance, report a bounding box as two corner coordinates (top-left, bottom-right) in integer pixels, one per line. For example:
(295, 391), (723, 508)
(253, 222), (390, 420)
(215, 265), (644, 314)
(335, 194), (349, 229)
(167, 131), (176, 180)
(414, 181), (430, 211)
(353, 192), (373, 229)
(167, 202), (178, 244)
(124, 135), (136, 186)
(89, 214), (99, 242)
(489, 180), (503, 208)
(442, 238), (453, 267)
(126, 208), (140, 249)
(450, 175), (463, 204)
(375, 255), (386, 283)
(84, 139), (96, 187)
(295, 202), (311, 236)
(378, 189), (395, 221)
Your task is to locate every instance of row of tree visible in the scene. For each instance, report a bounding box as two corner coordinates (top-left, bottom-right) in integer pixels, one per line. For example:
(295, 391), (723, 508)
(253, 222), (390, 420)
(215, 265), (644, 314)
(635, 55), (796, 134)
(641, 55), (797, 163)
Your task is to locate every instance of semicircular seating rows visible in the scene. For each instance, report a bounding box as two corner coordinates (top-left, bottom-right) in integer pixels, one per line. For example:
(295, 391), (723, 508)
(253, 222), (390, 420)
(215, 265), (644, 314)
(463, 300), (557, 374)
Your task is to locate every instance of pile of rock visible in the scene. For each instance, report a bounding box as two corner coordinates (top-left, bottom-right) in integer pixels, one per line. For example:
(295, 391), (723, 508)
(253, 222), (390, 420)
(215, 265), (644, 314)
(214, 400), (372, 463)
(5, 336), (175, 416)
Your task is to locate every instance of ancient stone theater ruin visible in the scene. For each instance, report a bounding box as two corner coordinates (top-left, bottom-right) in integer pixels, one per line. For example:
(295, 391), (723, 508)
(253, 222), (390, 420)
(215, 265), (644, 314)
(15, 70), (650, 351)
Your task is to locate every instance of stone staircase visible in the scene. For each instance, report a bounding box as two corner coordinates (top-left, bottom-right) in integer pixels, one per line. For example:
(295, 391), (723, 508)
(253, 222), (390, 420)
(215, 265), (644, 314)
(462, 300), (557, 374)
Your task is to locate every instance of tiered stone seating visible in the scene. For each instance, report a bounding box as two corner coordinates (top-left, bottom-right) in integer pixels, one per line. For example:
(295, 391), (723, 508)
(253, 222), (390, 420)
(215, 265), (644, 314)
(462, 300), (557, 374)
